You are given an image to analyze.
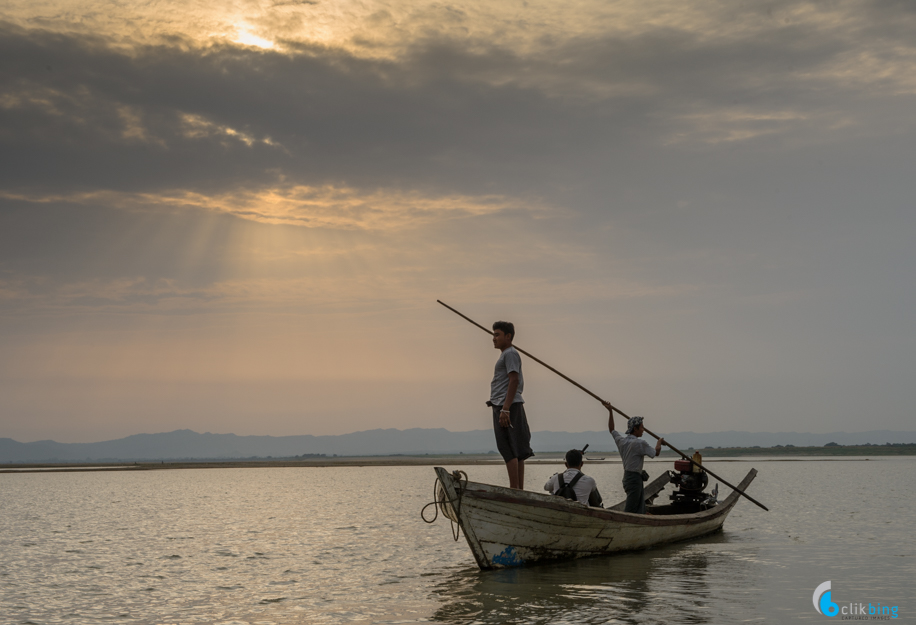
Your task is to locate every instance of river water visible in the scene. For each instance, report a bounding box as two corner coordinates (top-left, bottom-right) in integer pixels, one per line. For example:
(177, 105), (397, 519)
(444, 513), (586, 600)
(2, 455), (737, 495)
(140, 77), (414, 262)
(1, 458), (912, 624)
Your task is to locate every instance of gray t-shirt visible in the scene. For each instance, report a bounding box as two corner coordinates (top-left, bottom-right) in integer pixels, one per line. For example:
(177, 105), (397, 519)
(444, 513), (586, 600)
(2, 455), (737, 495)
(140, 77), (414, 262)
(544, 468), (598, 506)
(489, 346), (524, 405)
(611, 430), (656, 472)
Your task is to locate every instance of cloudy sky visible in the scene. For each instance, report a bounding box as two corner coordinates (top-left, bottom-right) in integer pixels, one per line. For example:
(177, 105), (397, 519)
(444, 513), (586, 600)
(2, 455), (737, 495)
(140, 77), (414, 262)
(1, 0), (914, 443)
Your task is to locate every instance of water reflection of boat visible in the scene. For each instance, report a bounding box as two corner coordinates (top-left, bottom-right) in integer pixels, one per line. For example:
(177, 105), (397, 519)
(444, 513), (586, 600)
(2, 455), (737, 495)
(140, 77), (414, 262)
(433, 466), (757, 570)
(428, 538), (738, 624)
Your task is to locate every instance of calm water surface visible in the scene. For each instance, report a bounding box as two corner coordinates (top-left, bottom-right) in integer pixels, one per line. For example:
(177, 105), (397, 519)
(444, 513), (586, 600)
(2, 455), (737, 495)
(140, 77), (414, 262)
(1, 458), (913, 624)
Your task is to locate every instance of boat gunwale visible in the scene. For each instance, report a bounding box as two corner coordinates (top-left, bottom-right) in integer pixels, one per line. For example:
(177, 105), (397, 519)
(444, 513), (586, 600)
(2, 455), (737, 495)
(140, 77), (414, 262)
(442, 467), (757, 528)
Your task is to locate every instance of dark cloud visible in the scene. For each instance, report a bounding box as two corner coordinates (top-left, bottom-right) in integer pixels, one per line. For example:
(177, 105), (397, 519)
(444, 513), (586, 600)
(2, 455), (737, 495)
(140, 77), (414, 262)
(3, 9), (914, 201)
(3, 9), (915, 294)
(0, 22), (589, 195)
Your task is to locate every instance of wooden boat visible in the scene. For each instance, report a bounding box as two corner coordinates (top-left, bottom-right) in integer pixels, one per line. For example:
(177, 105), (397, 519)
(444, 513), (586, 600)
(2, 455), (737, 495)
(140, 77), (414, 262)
(432, 465), (757, 570)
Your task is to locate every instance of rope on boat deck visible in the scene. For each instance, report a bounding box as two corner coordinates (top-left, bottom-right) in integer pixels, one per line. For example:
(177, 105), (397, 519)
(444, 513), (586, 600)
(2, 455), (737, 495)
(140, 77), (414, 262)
(420, 470), (468, 541)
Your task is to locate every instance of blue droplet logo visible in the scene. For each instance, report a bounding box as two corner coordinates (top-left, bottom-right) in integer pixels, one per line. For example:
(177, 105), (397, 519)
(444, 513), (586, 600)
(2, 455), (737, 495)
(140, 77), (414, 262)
(820, 590), (839, 617)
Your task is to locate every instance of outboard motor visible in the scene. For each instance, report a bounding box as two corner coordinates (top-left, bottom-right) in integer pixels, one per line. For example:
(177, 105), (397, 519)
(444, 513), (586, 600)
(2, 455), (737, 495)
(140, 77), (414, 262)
(668, 452), (711, 509)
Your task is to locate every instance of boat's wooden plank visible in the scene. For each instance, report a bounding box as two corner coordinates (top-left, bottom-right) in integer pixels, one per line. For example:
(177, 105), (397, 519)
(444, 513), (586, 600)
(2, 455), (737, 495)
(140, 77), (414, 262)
(462, 502), (613, 546)
(461, 494), (732, 555)
(467, 489), (733, 526)
(465, 466), (757, 526)
(466, 497), (611, 530)
(473, 514), (729, 564)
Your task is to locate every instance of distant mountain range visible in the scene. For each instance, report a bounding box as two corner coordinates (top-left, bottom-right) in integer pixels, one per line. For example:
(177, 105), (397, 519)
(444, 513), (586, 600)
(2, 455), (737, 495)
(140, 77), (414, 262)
(2, 428), (915, 463)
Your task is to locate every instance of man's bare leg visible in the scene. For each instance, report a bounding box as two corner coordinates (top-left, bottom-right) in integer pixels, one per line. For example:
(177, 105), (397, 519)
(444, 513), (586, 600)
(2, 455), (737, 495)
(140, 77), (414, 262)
(506, 458), (520, 489)
(518, 459), (525, 490)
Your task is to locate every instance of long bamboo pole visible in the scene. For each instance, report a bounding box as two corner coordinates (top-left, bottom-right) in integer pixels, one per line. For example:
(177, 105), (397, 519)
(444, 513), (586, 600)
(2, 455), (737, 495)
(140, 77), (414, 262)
(437, 299), (769, 512)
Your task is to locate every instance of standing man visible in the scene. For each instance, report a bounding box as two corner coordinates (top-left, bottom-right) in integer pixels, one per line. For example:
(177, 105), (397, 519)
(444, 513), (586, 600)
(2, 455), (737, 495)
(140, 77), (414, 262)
(604, 401), (664, 514)
(488, 320), (533, 489)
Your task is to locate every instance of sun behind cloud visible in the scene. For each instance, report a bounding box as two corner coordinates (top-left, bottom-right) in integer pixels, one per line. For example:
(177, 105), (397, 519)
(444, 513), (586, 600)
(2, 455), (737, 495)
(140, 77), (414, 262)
(234, 23), (275, 49)
(0, 185), (536, 230)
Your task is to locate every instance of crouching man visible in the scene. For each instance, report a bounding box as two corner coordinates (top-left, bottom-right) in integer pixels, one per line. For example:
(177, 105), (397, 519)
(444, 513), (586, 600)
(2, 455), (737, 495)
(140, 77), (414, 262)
(544, 448), (603, 507)
(604, 401), (664, 514)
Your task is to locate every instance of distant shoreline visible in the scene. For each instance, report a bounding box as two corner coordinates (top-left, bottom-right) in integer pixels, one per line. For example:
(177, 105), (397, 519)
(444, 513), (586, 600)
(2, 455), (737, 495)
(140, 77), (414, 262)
(1, 444), (914, 473)
(662, 443), (916, 457)
(5, 429), (913, 465)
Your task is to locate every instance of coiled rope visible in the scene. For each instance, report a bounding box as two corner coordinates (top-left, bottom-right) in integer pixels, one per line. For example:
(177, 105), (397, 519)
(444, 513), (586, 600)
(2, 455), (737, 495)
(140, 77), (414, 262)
(420, 470), (468, 541)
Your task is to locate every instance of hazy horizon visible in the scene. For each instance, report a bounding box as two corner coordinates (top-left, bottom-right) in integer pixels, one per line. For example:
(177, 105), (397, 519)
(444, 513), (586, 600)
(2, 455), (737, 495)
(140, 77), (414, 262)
(2, 0), (914, 443)
(6, 425), (916, 446)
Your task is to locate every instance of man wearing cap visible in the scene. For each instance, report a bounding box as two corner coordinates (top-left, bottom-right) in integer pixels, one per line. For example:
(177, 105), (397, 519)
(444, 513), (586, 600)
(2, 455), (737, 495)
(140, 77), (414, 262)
(544, 449), (603, 507)
(604, 401), (664, 514)
(487, 320), (533, 489)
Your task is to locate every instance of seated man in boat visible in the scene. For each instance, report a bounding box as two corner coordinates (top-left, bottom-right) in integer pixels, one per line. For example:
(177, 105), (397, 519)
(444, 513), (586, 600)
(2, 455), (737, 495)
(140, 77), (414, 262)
(604, 402), (664, 514)
(544, 448), (603, 507)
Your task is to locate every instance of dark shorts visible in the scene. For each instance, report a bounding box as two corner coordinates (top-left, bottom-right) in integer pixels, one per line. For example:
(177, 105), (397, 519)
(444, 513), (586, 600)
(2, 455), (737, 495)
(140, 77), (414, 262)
(489, 402), (534, 463)
(622, 470), (646, 514)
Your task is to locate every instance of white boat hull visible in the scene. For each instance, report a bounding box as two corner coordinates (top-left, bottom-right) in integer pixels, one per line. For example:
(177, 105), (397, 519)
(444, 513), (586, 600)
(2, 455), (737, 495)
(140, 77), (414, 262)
(434, 466), (757, 569)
